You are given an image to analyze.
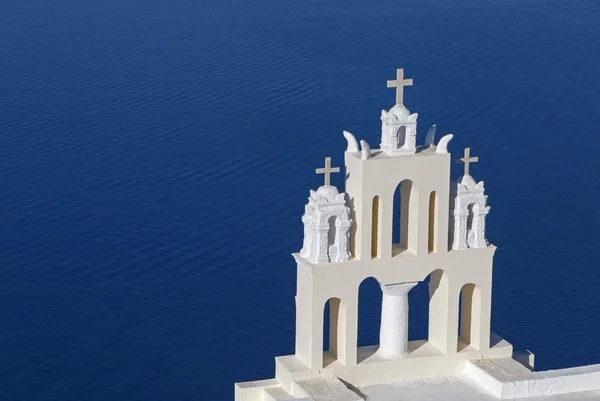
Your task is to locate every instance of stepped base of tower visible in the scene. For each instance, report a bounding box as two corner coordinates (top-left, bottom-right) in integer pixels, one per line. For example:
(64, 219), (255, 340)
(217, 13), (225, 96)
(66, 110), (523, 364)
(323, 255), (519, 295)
(235, 334), (515, 401)
(235, 340), (600, 400)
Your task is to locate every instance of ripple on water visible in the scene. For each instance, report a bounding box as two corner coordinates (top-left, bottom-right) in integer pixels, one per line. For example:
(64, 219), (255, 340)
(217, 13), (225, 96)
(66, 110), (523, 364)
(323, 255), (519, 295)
(1, 0), (600, 400)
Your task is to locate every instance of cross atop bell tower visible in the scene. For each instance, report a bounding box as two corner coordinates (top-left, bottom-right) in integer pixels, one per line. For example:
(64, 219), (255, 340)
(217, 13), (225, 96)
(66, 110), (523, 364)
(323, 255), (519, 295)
(387, 68), (413, 105)
(381, 68), (418, 155)
(457, 147), (479, 176)
(315, 157), (340, 187)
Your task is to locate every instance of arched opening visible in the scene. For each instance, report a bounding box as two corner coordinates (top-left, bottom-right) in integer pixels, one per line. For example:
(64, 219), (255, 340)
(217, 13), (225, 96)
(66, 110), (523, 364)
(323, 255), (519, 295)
(323, 297), (347, 367)
(406, 271), (449, 348)
(357, 277), (382, 362)
(458, 283), (482, 351)
(392, 180), (418, 256)
(407, 280), (429, 345)
(373, 272), (442, 356)
(466, 203), (474, 245)
(397, 126), (407, 147)
(428, 191), (437, 253)
(327, 216), (337, 262)
(371, 196), (381, 259)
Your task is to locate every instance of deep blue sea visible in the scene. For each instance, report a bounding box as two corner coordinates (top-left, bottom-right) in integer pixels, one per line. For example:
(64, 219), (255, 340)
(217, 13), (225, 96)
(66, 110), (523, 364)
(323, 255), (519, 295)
(1, 0), (600, 400)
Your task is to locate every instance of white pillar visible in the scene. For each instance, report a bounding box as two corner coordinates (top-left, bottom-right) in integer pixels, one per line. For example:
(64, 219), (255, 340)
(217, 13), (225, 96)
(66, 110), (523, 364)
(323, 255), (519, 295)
(379, 282), (419, 357)
(468, 205), (490, 249)
(315, 225), (330, 264)
(452, 209), (469, 250)
(300, 215), (311, 257)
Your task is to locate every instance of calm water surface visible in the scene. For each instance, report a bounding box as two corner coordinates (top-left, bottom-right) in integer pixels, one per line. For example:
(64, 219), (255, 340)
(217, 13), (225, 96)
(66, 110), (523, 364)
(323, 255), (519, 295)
(1, 0), (600, 400)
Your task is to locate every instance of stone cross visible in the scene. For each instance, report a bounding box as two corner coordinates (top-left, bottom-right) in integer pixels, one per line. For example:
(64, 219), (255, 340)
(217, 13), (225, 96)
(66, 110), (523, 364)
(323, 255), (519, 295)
(387, 68), (413, 105)
(457, 147), (479, 176)
(316, 157), (340, 187)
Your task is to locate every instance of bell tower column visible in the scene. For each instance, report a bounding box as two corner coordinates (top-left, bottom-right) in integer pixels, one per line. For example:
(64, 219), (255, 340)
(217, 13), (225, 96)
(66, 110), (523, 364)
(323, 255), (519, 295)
(468, 204), (490, 249)
(315, 224), (330, 264)
(378, 282), (419, 357)
(452, 209), (469, 250)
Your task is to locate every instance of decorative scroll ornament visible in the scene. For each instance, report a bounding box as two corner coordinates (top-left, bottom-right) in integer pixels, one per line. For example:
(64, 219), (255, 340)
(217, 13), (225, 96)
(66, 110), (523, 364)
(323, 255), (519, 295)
(424, 124), (437, 148)
(436, 134), (453, 154)
(360, 140), (372, 160)
(343, 131), (359, 152)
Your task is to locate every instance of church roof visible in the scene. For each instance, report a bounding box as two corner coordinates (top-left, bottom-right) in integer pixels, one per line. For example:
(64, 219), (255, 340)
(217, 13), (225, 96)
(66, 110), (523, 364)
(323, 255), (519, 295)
(315, 185), (339, 201)
(459, 174), (478, 189)
(386, 103), (411, 120)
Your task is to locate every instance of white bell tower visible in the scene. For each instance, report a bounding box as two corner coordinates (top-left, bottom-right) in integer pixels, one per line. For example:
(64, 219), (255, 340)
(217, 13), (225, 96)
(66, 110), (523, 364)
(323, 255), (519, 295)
(289, 67), (509, 382)
(300, 157), (352, 264)
(235, 68), (514, 401)
(452, 148), (491, 250)
(381, 69), (419, 155)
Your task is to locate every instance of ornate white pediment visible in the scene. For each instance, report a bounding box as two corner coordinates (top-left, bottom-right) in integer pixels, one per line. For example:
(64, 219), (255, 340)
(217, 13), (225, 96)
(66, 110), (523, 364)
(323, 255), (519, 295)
(451, 175), (490, 250)
(301, 185), (352, 264)
(380, 104), (419, 155)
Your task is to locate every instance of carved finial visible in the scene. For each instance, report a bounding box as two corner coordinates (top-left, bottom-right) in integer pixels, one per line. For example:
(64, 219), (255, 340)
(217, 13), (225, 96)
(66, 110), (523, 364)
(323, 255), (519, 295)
(386, 68), (413, 105)
(457, 147), (479, 176)
(315, 157), (340, 187)
(360, 140), (371, 160)
(436, 134), (453, 154)
(343, 131), (359, 152)
(424, 125), (437, 148)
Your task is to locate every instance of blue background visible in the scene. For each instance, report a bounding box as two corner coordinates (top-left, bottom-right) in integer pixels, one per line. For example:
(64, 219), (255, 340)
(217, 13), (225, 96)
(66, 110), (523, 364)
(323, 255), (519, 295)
(1, 0), (600, 400)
